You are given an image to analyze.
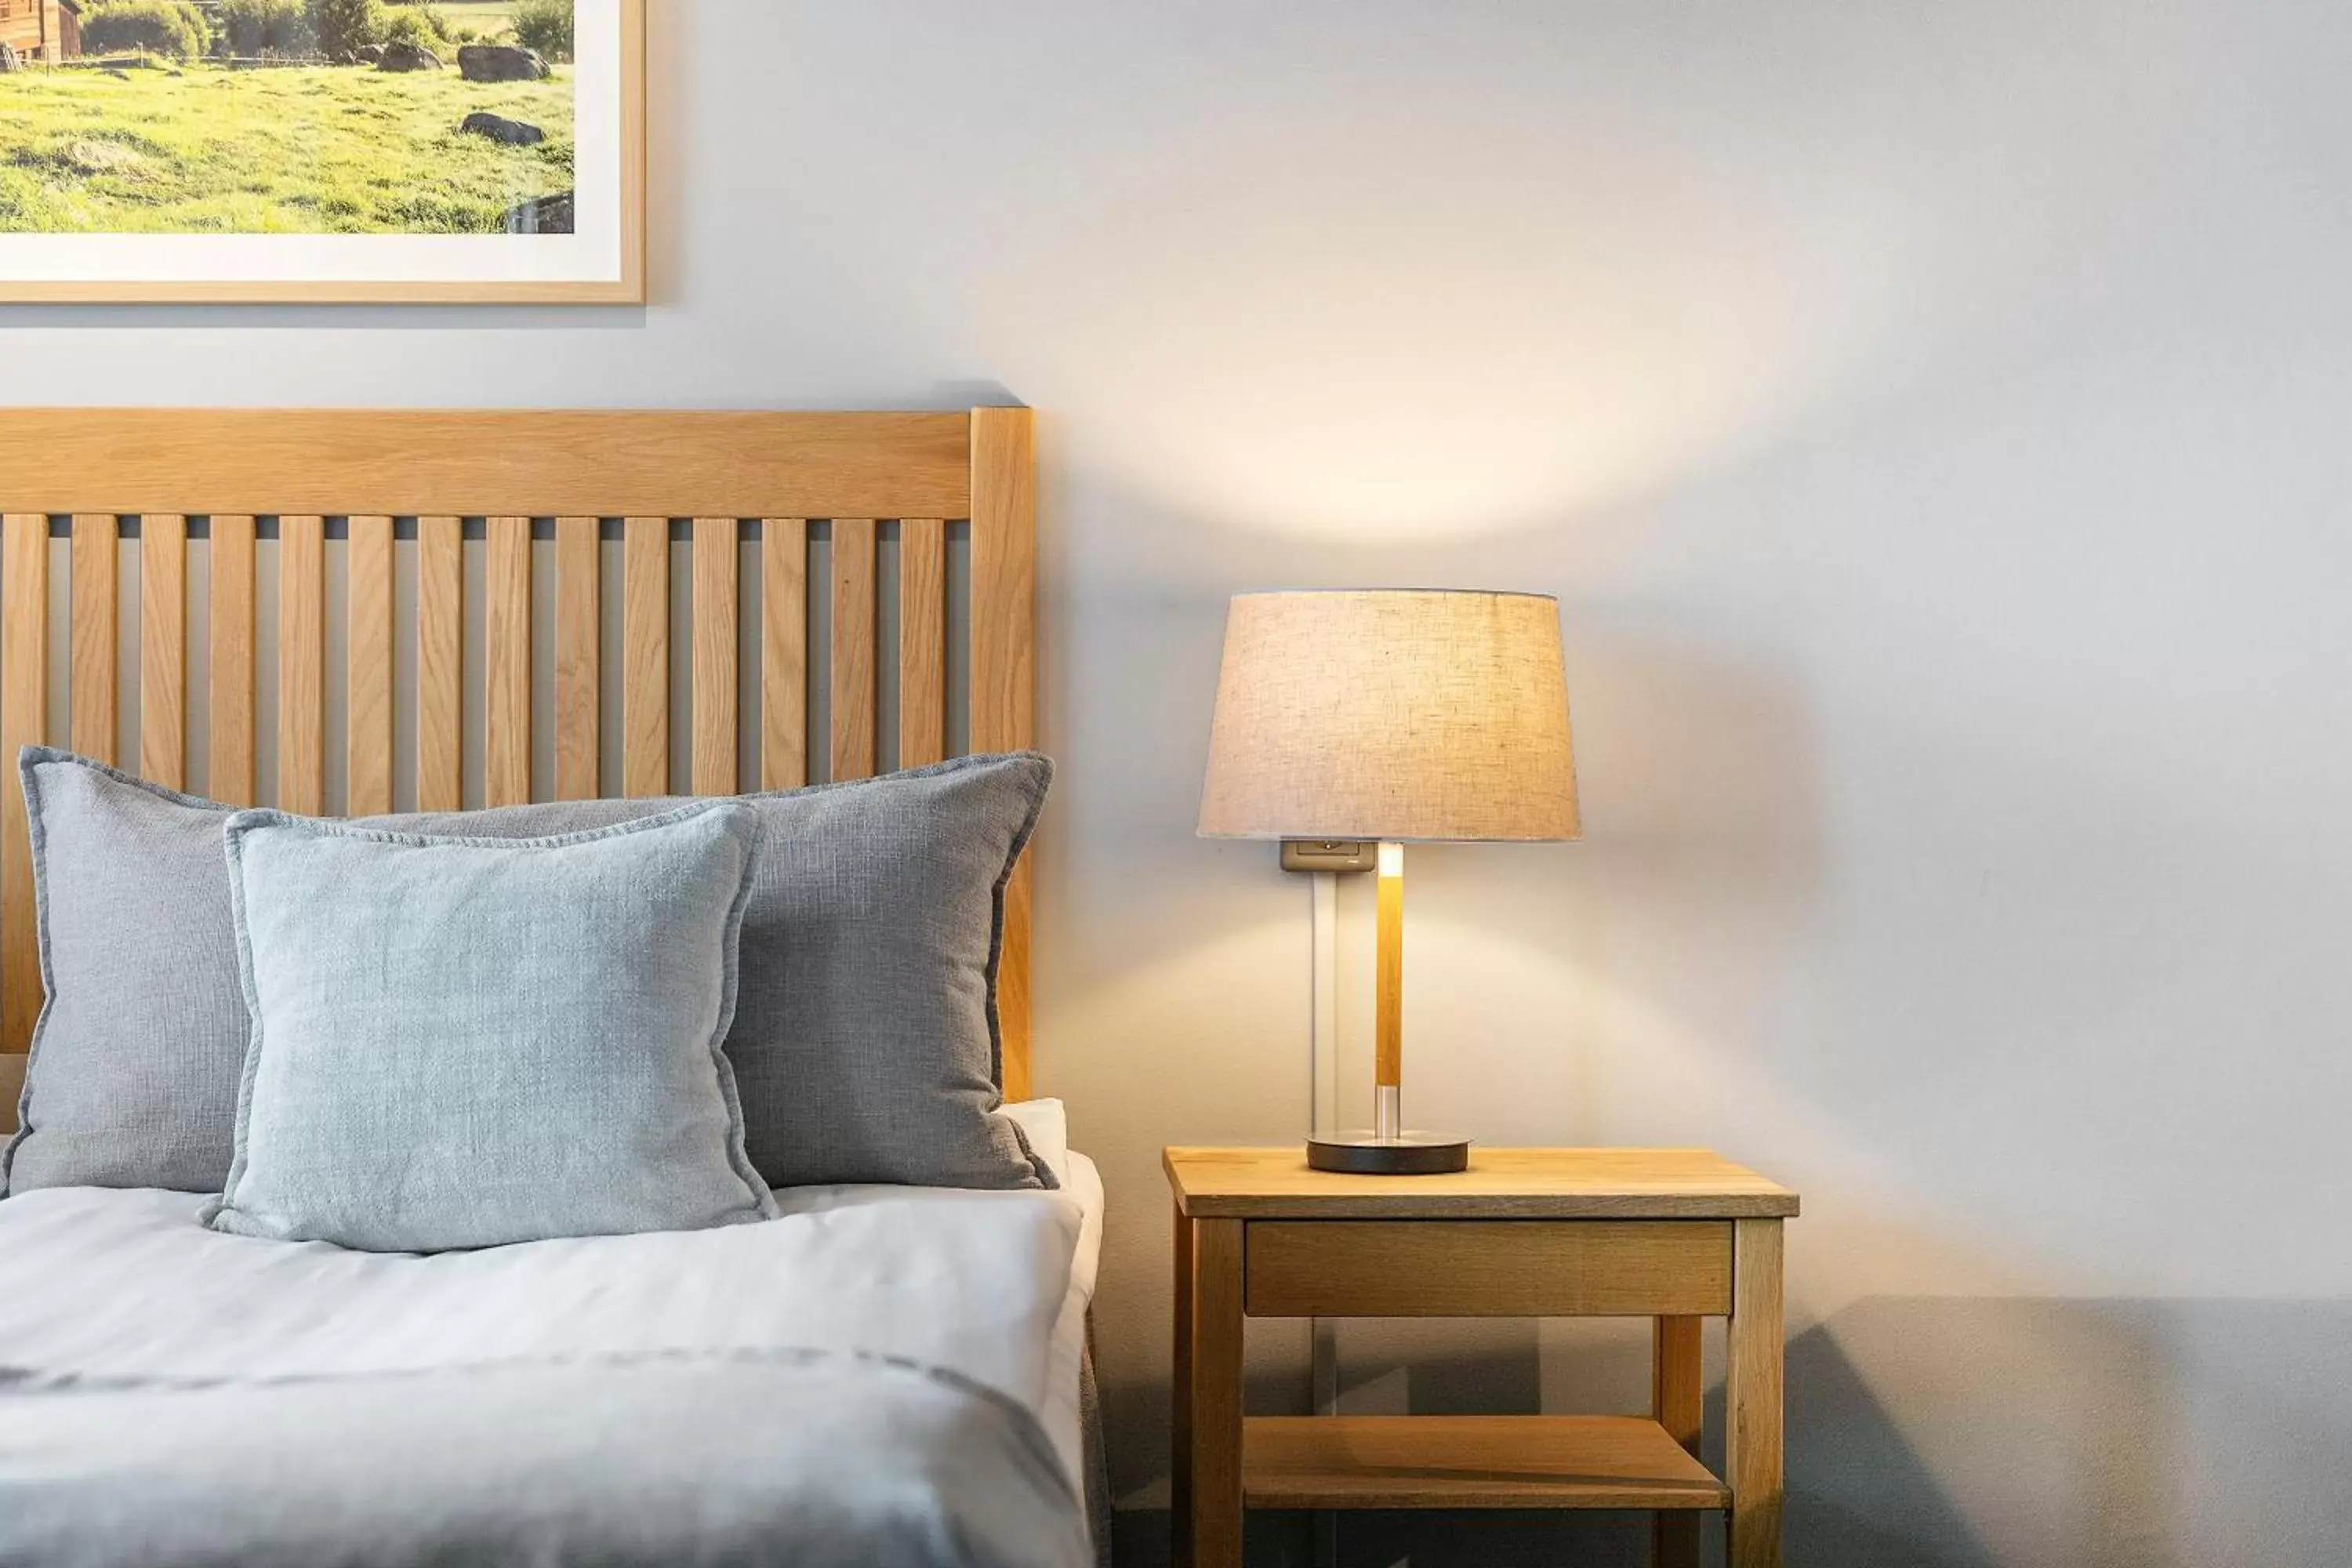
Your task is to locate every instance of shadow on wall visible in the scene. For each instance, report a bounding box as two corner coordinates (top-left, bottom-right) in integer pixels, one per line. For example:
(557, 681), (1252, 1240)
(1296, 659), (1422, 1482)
(1766, 1295), (2352, 1568)
(1112, 1295), (2352, 1568)
(1736, 1309), (1996, 1568)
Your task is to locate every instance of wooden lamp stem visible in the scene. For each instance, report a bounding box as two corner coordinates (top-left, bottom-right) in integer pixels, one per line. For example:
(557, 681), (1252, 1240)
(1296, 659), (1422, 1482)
(1374, 840), (1404, 1140)
(1303, 837), (1462, 1174)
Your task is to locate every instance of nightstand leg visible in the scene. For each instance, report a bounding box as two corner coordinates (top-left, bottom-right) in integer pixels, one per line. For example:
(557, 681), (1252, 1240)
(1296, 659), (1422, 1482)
(1178, 1212), (1246, 1568)
(1727, 1218), (1785, 1568)
(1172, 1202), (1194, 1566)
(1652, 1315), (1703, 1568)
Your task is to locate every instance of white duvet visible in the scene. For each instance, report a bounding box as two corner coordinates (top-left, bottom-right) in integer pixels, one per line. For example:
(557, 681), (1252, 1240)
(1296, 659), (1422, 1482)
(0, 1101), (1105, 1490)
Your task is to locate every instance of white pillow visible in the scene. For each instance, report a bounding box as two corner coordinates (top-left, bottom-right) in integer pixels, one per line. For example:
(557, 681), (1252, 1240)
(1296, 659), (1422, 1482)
(999, 1099), (1070, 1189)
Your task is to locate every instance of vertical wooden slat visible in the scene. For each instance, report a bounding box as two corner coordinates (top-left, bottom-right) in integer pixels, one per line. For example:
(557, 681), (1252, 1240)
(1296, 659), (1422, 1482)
(554, 516), (601, 801)
(691, 517), (739, 795)
(345, 515), (394, 816)
(69, 514), (118, 766)
(276, 515), (325, 815)
(829, 517), (877, 782)
(971, 408), (1037, 1098)
(0, 1052), (21, 1138)
(760, 518), (808, 791)
(2, 515), (50, 1061)
(622, 517), (670, 798)
(485, 517), (532, 808)
(139, 515), (188, 789)
(207, 515), (257, 807)
(898, 517), (946, 768)
(1728, 1218), (1788, 1568)
(415, 515), (463, 813)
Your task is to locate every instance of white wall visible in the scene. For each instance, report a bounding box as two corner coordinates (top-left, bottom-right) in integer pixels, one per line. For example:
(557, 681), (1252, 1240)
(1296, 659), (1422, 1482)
(7, 5), (2350, 1563)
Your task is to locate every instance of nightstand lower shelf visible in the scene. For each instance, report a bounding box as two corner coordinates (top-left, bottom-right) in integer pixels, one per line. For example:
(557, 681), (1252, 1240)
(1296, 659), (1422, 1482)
(1243, 1415), (1728, 1511)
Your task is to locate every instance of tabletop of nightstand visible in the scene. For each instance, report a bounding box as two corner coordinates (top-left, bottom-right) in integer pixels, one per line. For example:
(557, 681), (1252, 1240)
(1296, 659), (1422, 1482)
(1163, 1146), (1799, 1220)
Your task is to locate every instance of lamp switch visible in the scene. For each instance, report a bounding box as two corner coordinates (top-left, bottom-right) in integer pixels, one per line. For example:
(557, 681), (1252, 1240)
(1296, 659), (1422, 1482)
(1279, 839), (1377, 874)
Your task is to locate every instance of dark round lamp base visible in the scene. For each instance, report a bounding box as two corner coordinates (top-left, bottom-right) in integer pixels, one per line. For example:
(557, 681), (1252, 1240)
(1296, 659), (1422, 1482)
(1306, 1133), (1471, 1176)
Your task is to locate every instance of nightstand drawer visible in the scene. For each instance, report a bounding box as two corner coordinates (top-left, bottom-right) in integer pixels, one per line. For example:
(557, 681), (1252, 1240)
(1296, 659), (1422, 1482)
(1243, 1220), (1732, 1318)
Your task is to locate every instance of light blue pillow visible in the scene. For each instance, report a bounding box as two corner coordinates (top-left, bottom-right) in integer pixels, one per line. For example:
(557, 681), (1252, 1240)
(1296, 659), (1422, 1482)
(204, 801), (777, 1252)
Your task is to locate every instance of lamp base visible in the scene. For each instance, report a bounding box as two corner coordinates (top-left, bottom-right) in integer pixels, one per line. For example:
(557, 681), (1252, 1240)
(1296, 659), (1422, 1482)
(1306, 1132), (1470, 1176)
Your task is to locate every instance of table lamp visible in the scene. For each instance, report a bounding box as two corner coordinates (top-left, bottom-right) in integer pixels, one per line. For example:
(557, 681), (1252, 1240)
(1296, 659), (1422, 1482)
(1198, 590), (1579, 1174)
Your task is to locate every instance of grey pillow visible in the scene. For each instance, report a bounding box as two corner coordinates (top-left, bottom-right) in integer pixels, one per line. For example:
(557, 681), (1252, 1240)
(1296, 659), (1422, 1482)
(376, 753), (1058, 1193)
(4, 747), (1054, 1196)
(205, 802), (775, 1252)
(5, 751), (252, 1195)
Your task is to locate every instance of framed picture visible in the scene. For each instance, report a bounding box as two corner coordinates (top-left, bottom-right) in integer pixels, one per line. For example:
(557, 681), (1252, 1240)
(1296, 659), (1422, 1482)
(0, 0), (643, 303)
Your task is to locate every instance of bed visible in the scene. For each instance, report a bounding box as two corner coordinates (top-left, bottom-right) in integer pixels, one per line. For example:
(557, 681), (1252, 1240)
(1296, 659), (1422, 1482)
(0, 408), (1103, 1567)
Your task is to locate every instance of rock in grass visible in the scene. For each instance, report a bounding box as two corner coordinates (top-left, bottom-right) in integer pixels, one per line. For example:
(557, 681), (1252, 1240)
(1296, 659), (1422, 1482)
(377, 41), (441, 72)
(461, 112), (545, 147)
(459, 44), (549, 83)
(355, 44), (383, 64)
(503, 191), (574, 235)
(67, 140), (143, 174)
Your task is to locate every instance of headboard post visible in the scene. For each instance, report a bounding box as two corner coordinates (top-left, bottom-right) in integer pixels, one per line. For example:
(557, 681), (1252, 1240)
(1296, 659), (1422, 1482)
(0, 406), (1042, 1133)
(971, 408), (1038, 1102)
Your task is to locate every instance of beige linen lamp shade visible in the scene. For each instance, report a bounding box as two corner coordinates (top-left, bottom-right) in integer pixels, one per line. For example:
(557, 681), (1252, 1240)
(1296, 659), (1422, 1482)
(1197, 590), (1579, 843)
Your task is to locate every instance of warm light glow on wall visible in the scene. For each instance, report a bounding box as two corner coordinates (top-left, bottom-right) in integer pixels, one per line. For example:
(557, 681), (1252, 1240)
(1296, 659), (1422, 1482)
(980, 125), (1836, 545)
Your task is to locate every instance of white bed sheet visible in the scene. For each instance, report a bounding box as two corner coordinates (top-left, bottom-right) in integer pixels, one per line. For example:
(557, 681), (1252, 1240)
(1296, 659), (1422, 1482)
(771, 1097), (1104, 1487)
(0, 1101), (1105, 1490)
(1043, 1149), (1105, 1488)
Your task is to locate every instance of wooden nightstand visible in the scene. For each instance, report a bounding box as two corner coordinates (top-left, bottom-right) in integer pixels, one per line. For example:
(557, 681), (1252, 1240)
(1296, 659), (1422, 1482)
(1166, 1147), (1799, 1568)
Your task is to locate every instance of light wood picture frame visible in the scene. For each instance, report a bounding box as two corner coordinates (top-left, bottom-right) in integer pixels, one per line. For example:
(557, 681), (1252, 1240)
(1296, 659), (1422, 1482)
(0, 0), (645, 304)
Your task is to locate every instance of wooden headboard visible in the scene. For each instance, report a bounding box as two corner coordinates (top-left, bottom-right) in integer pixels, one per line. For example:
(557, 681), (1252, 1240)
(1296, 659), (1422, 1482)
(0, 408), (1039, 1131)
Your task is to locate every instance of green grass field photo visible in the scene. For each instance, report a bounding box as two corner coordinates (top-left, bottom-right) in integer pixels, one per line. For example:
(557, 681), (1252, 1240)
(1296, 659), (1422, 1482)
(0, 0), (575, 234)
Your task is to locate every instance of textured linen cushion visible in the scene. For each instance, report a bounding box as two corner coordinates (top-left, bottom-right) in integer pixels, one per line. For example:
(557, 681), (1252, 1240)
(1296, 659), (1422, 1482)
(3, 747), (1054, 1196)
(4, 751), (252, 1194)
(205, 802), (775, 1252)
